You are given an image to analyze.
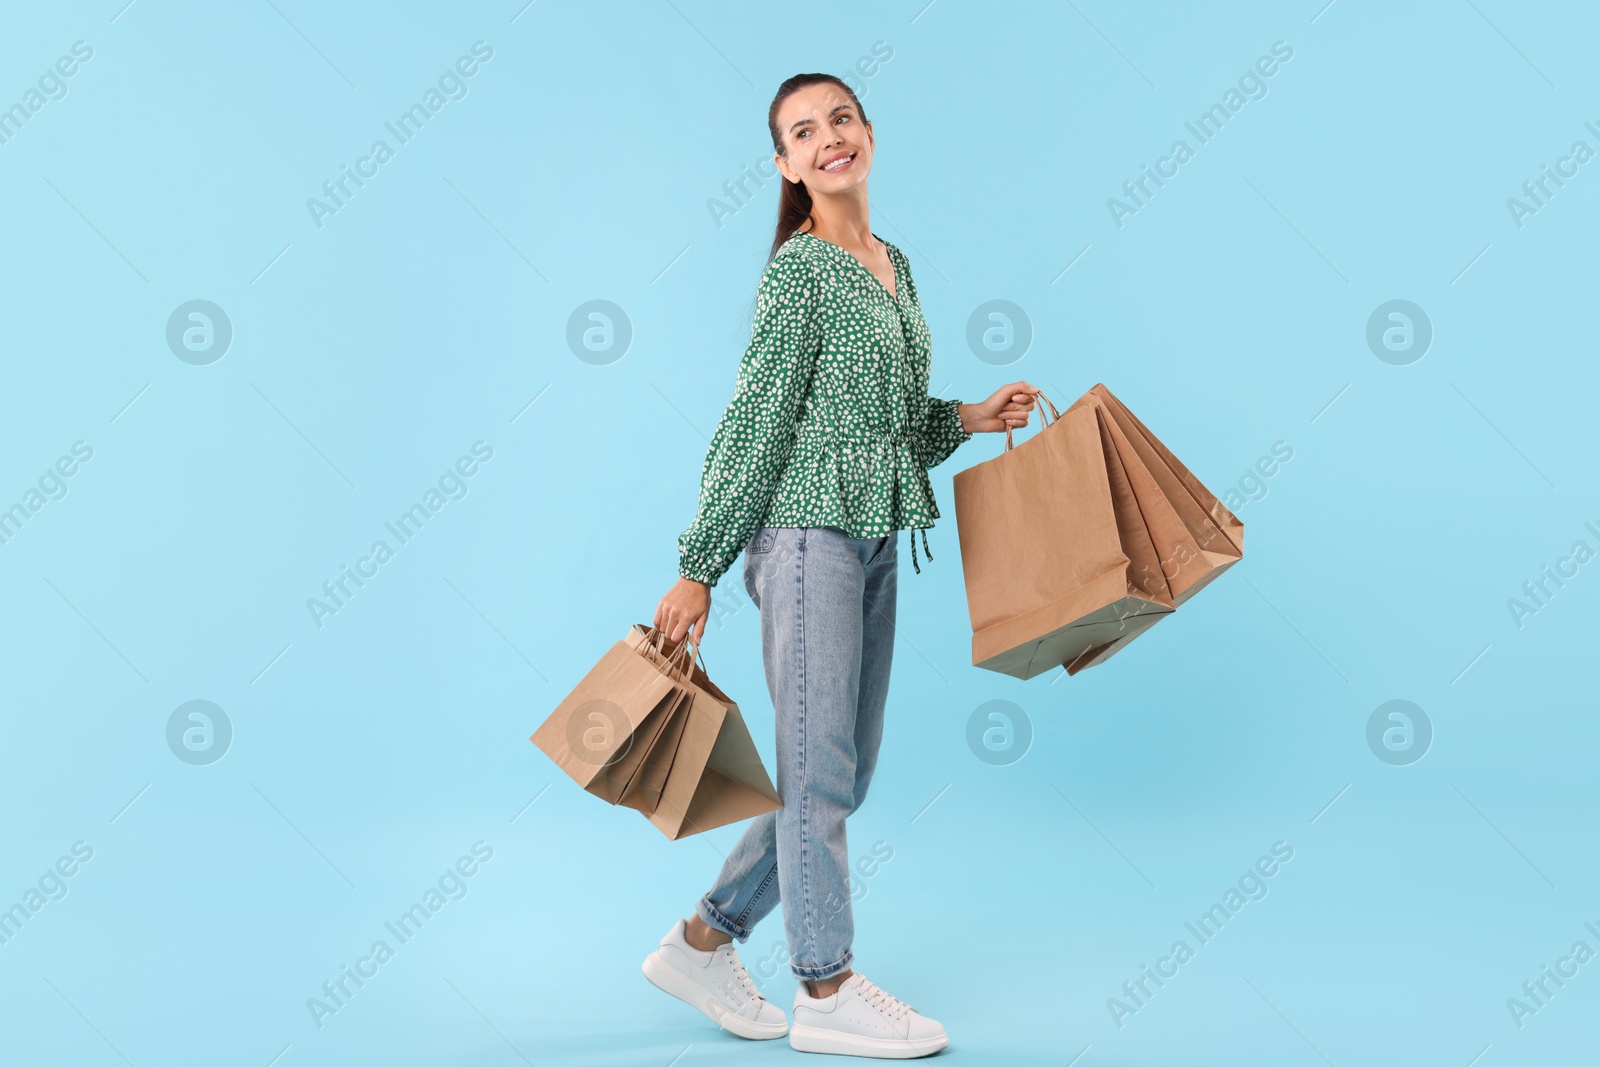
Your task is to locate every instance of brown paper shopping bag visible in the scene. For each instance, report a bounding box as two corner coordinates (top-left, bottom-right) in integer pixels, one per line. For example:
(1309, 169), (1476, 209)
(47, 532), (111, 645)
(530, 624), (694, 810)
(1067, 383), (1244, 607)
(952, 384), (1243, 680)
(531, 624), (780, 840)
(953, 393), (1172, 679)
(624, 626), (782, 841)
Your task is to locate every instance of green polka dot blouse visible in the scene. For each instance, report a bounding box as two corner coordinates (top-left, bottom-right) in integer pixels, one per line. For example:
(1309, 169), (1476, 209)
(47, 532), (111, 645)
(677, 228), (973, 588)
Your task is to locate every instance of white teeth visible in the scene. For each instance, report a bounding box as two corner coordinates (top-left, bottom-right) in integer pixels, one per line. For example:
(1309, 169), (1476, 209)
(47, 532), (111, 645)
(823, 154), (854, 171)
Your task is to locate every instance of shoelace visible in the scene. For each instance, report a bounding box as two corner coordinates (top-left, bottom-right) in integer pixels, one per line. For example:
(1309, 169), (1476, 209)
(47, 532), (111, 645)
(715, 945), (762, 1002)
(851, 974), (913, 1020)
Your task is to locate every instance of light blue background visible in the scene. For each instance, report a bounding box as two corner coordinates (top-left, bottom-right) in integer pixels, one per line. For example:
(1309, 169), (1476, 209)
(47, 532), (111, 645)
(1, 1), (1595, 1064)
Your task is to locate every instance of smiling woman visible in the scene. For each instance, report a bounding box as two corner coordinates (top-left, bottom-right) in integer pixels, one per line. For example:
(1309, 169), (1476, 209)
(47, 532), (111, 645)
(646, 72), (1041, 1059)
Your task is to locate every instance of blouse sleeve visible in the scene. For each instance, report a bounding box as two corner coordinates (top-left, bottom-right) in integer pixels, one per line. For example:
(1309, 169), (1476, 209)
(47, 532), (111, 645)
(909, 395), (972, 470)
(677, 255), (823, 587)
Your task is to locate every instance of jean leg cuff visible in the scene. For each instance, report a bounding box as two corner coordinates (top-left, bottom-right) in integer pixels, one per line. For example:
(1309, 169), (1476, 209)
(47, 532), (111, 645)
(790, 947), (853, 981)
(695, 895), (753, 944)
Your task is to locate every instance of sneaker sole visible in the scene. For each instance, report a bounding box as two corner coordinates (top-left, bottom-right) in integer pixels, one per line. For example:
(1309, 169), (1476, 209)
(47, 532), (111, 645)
(641, 951), (788, 1040)
(789, 1022), (949, 1058)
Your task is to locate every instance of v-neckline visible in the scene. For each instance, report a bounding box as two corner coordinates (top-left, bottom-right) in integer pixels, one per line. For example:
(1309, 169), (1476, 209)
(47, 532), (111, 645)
(794, 229), (900, 304)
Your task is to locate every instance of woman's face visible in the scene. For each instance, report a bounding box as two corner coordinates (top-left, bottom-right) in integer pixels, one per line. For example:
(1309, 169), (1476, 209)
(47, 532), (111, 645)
(773, 82), (873, 193)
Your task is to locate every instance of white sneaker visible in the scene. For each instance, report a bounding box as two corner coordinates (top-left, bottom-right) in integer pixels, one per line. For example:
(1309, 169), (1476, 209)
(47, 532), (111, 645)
(641, 919), (788, 1039)
(790, 972), (949, 1058)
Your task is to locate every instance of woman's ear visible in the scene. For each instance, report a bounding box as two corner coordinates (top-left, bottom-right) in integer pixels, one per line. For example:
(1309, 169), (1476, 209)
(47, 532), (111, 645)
(774, 151), (800, 185)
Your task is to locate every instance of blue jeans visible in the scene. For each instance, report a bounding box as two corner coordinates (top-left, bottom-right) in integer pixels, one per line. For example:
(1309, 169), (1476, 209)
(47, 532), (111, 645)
(694, 525), (898, 981)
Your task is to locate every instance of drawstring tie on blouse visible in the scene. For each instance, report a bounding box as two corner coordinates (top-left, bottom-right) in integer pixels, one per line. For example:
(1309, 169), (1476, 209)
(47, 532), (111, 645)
(876, 428), (936, 577)
(909, 526), (932, 574)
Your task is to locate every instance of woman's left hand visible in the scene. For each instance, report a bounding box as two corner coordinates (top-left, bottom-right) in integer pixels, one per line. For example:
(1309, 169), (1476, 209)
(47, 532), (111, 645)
(960, 381), (1041, 434)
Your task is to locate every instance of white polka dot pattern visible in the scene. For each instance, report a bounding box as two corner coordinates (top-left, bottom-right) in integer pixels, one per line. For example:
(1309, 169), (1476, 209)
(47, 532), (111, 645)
(677, 229), (973, 588)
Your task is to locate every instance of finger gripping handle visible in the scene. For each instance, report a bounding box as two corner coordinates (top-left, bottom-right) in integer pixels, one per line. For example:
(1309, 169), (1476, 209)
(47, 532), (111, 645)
(1003, 388), (1061, 453)
(642, 624), (707, 682)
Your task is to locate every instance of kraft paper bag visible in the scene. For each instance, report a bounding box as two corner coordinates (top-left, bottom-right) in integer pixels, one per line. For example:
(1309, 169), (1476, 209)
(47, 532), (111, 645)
(531, 624), (780, 840)
(613, 626), (709, 815)
(952, 384), (1243, 680)
(530, 624), (694, 809)
(1067, 383), (1244, 606)
(626, 626), (782, 841)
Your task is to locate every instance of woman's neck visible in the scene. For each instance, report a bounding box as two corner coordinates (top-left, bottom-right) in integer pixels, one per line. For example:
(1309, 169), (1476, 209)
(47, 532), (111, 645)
(800, 194), (875, 252)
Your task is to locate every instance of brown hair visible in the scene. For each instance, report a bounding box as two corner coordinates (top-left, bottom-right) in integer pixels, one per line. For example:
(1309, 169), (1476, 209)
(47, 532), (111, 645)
(765, 74), (869, 263)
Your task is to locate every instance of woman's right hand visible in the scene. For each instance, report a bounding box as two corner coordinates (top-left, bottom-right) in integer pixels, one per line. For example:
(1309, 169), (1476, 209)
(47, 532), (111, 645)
(655, 577), (711, 645)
